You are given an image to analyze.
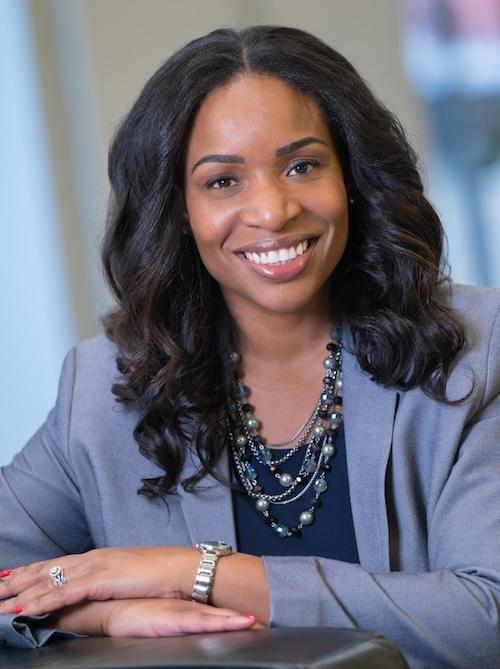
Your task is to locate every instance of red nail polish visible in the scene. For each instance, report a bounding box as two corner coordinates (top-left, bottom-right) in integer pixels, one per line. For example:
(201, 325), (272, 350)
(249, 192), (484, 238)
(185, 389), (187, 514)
(0, 570), (13, 578)
(13, 607), (24, 615)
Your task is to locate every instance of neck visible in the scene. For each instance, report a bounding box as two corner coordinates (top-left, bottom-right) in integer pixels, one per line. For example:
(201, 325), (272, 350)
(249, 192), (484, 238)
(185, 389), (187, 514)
(228, 294), (339, 365)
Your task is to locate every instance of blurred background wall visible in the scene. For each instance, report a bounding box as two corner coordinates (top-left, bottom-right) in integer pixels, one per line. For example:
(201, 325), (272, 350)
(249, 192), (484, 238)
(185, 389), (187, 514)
(2, 0), (499, 465)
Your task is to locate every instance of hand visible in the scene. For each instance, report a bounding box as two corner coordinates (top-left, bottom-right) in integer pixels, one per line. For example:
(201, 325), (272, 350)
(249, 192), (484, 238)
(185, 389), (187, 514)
(105, 599), (262, 637)
(46, 598), (261, 638)
(0, 546), (199, 617)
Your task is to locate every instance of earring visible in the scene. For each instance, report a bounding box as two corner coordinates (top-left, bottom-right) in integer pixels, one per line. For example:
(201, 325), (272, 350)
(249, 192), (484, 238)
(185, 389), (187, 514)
(181, 212), (191, 235)
(348, 197), (355, 205)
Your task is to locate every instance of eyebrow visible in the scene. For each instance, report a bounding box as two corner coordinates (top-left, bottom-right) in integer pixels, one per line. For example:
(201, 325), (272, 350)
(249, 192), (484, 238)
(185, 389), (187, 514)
(190, 136), (327, 174)
(275, 136), (327, 157)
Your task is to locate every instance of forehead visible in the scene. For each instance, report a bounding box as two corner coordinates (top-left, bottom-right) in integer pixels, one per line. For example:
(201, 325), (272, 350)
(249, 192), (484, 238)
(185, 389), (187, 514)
(185, 74), (332, 158)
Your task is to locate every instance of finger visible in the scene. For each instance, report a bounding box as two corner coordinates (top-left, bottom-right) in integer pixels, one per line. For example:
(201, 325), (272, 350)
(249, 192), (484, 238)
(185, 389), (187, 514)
(0, 550), (123, 617)
(191, 603), (253, 617)
(0, 563), (48, 599)
(0, 557), (81, 599)
(0, 574), (92, 617)
(152, 611), (256, 636)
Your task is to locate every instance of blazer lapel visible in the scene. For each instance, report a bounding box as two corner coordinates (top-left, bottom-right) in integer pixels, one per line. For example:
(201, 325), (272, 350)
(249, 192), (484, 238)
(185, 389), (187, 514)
(342, 322), (398, 572)
(177, 447), (238, 550)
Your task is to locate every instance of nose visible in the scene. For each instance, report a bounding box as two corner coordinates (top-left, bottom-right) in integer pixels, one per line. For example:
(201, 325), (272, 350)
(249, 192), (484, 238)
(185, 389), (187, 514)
(239, 179), (302, 230)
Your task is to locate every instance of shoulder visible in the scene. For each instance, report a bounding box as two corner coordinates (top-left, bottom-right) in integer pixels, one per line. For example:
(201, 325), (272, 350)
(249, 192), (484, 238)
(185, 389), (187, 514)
(53, 333), (142, 462)
(73, 332), (120, 378)
(444, 283), (500, 405)
(446, 283), (500, 357)
(57, 333), (122, 415)
(447, 283), (500, 323)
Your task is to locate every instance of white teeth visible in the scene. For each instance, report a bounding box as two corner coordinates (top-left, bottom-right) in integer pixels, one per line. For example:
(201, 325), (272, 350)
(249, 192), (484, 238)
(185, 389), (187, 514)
(243, 239), (310, 265)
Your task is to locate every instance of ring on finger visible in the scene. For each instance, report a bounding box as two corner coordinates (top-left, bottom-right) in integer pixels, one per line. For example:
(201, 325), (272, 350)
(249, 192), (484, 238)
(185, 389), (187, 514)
(49, 565), (66, 589)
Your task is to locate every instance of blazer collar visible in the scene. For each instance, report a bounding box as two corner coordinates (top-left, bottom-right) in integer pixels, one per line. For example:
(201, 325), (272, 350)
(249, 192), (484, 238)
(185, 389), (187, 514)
(178, 322), (398, 570)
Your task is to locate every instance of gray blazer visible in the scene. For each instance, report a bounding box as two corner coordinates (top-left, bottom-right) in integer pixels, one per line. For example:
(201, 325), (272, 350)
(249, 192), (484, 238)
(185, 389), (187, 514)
(1, 284), (500, 668)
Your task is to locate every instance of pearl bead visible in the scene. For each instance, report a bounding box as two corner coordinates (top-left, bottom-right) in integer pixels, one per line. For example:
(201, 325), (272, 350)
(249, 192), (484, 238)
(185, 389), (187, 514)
(314, 425), (325, 437)
(279, 472), (294, 487)
(236, 434), (247, 447)
(299, 511), (314, 526)
(229, 351), (239, 362)
(256, 498), (269, 512)
(323, 356), (334, 369)
(246, 417), (258, 430)
(321, 443), (336, 459)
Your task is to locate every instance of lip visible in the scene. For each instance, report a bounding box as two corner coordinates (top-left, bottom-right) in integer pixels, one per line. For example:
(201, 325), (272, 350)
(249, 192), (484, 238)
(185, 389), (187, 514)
(235, 236), (316, 254)
(237, 238), (315, 281)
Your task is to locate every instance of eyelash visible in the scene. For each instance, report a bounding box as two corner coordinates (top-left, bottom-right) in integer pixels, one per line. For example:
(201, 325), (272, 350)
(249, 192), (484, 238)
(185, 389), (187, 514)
(287, 159), (320, 177)
(204, 174), (236, 190)
(204, 159), (321, 190)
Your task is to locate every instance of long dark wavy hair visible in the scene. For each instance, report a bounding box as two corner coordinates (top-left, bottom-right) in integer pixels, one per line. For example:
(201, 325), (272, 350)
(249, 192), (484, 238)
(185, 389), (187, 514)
(102, 25), (467, 498)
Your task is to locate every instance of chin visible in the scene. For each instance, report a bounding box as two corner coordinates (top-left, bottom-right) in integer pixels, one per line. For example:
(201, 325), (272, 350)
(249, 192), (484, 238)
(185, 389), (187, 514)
(252, 288), (327, 317)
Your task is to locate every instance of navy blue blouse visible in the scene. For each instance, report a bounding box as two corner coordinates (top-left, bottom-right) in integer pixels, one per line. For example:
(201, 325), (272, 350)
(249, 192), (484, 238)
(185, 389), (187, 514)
(231, 424), (359, 562)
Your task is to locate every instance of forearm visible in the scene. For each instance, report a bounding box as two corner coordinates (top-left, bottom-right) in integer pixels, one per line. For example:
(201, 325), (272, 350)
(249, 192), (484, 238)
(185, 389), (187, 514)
(263, 555), (500, 669)
(179, 549), (270, 625)
(212, 553), (269, 624)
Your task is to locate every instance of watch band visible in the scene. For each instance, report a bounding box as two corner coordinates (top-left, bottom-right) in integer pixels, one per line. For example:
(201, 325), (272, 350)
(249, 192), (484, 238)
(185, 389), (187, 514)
(192, 541), (232, 604)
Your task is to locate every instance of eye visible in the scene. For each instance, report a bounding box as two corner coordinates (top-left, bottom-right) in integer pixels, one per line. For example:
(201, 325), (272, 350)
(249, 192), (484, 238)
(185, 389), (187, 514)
(287, 159), (320, 177)
(205, 175), (237, 189)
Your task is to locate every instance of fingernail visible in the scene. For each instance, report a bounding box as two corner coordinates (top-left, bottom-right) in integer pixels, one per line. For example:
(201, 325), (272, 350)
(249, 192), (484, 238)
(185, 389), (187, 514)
(13, 607), (24, 615)
(0, 570), (13, 578)
(245, 614), (256, 620)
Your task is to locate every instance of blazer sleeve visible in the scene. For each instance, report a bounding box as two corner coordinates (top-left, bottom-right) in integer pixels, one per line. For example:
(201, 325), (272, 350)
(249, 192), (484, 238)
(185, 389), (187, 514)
(0, 347), (93, 647)
(262, 308), (500, 669)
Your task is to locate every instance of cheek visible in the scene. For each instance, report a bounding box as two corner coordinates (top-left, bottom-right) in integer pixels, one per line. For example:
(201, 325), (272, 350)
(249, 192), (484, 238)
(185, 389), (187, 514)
(188, 205), (230, 250)
(313, 193), (348, 238)
(188, 210), (236, 280)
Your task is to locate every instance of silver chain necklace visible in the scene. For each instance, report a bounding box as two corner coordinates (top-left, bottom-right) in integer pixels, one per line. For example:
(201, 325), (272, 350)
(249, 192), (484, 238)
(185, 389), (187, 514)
(227, 328), (344, 538)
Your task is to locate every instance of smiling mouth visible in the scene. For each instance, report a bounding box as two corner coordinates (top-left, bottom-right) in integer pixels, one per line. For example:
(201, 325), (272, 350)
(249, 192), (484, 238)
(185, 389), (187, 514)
(241, 239), (313, 266)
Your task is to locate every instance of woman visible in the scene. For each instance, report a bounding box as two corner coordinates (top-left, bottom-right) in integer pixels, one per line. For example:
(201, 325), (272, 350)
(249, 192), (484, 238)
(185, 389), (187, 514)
(1, 25), (499, 669)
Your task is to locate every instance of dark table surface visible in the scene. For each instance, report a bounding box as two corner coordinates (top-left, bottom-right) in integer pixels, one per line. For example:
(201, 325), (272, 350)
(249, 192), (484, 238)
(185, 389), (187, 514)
(0, 627), (408, 669)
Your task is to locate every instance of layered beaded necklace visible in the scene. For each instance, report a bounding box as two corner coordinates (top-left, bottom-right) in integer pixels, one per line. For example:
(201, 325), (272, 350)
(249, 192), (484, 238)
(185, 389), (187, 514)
(227, 328), (344, 538)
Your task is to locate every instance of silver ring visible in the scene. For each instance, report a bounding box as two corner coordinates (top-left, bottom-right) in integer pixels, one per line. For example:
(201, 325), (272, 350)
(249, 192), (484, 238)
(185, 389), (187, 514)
(49, 565), (66, 588)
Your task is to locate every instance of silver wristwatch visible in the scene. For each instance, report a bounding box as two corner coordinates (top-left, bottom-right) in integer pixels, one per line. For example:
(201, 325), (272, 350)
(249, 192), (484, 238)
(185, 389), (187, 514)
(192, 540), (233, 604)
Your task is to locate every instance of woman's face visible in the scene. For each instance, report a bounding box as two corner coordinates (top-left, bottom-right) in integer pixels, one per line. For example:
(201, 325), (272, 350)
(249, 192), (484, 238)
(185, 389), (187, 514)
(183, 74), (349, 319)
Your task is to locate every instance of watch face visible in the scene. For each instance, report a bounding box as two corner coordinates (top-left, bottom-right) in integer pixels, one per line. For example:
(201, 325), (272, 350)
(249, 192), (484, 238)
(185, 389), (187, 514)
(197, 540), (233, 553)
